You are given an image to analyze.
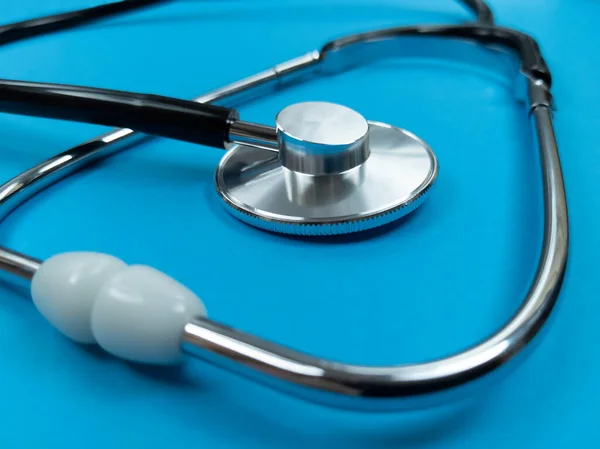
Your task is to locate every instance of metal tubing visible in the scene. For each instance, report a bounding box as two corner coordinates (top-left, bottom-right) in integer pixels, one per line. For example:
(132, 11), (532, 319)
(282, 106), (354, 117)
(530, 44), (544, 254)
(0, 56), (302, 284)
(0, 31), (567, 412)
(228, 120), (279, 152)
(0, 79), (238, 149)
(180, 81), (567, 410)
(0, 247), (41, 281)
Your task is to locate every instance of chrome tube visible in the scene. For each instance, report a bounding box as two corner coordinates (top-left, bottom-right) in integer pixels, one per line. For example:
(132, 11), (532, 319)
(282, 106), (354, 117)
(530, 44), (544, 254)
(0, 54), (320, 283)
(181, 81), (567, 411)
(0, 247), (40, 281)
(0, 33), (567, 411)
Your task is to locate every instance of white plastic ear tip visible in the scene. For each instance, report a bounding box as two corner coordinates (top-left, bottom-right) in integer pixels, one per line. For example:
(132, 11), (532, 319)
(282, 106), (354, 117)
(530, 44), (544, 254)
(91, 265), (207, 365)
(31, 252), (127, 344)
(30, 253), (206, 364)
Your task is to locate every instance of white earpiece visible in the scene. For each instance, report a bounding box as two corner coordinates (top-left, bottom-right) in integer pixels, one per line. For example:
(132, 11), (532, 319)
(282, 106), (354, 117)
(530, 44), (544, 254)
(30, 252), (206, 364)
(91, 265), (206, 364)
(31, 252), (127, 343)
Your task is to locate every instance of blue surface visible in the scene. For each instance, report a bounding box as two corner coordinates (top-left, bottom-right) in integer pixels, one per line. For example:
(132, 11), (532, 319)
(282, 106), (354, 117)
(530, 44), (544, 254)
(0, 0), (598, 447)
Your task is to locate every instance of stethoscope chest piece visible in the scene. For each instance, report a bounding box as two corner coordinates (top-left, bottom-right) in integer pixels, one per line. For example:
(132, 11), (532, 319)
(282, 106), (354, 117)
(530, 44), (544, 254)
(216, 102), (438, 235)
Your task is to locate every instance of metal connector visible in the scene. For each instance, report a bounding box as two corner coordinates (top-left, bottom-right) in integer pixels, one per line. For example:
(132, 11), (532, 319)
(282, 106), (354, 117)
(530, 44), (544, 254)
(228, 120), (279, 152)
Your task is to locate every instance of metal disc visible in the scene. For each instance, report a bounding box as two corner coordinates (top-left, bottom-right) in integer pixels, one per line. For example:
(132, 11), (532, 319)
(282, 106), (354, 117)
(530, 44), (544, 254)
(215, 122), (438, 235)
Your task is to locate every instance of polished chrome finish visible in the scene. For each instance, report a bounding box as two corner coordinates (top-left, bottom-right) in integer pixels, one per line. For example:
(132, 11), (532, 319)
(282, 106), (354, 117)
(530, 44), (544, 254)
(228, 120), (279, 152)
(0, 247), (41, 281)
(0, 129), (149, 283)
(0, 31), (567, 411)
(0, 37), (526, 233)
(273, 51), (321, 81)
(185, 95), (568, 410)
(276, 102), (370, 175)
(0, 53), (318, 282)
(0, 130), (144, 222)
(319, 36), (520, 85)
(0, 52), (319, 281)
(0, 76), (279, 282)
(200, 52), (321, 106)
(216, 121), (437, 234)
(527, 78), (554, 111)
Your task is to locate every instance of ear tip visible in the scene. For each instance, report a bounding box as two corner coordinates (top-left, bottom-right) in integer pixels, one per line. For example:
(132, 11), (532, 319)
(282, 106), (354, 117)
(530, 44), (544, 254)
(31, 252), (127, 344)
(31, 252), (207, 365)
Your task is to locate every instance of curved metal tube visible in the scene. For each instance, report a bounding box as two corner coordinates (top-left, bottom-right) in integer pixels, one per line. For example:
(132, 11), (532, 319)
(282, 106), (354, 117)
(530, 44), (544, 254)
(182, 101), (567, 411)
(0, 29), (567, 411)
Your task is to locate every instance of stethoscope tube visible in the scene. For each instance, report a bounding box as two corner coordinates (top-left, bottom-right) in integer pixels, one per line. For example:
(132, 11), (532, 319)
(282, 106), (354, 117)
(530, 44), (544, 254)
(0, 0), (501, 154)
(0, 30), (567, 412)
(0, 0), (499, 153)
(0, 23), (550, 152)
(0, 0), (493, 48)
(322, 24), (551, 84)
(0, 0), (568, 412)
(0, 79), (238, 149)
(0, 0), (173, 46)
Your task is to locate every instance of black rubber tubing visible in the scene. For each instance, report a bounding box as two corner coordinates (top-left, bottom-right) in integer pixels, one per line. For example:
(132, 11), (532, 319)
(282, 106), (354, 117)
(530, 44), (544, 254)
(0, 0), (172, 46)
(0, 79), (238, 149)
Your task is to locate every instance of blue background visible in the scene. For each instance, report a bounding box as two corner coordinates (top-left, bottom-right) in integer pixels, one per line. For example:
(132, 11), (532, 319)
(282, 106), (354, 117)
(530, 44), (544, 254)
(0, 0), (597, 447)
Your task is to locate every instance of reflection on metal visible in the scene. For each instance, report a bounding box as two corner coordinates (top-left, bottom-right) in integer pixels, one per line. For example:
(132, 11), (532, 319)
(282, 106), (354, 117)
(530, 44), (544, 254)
(0, 28), (566, 411)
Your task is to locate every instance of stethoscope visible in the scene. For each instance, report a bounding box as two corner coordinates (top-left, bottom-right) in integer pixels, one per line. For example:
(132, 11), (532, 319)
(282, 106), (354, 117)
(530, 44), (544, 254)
(0, 0), (567, 411)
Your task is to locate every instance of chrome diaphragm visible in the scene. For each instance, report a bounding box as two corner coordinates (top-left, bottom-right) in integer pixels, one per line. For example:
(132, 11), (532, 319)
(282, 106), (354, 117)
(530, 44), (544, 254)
(216, 102), (438, 235)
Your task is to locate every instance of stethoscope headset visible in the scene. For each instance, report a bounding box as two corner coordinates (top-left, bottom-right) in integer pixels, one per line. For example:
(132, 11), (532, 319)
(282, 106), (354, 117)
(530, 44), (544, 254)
(0, 0), (567, 411)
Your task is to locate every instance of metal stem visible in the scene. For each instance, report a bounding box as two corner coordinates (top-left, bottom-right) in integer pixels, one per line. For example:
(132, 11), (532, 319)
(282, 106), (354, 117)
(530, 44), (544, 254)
(228, 120), (279, 152)
(0, 247), (40, 280)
